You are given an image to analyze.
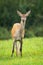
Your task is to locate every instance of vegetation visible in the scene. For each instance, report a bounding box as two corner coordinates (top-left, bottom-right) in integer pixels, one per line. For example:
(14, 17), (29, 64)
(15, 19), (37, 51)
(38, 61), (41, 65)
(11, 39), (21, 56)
(0, 27), (11, 39)
(0, 37), (43, 65)
(0, 0), (43, 38)
(0, 1), (43, 64)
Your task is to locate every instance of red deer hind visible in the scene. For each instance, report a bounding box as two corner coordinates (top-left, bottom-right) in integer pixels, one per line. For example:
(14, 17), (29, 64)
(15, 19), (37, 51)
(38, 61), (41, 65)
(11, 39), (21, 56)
(11, 10), (31, 56)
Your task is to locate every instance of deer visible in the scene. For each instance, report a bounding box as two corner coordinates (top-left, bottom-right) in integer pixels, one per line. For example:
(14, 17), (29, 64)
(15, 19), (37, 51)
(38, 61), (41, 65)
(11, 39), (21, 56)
(11, 10), (31, 57)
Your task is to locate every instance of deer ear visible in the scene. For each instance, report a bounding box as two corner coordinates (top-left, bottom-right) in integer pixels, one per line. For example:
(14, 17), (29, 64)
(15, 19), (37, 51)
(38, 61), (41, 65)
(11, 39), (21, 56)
(17, 10), (22, 16)
(25, 10), (31, 16)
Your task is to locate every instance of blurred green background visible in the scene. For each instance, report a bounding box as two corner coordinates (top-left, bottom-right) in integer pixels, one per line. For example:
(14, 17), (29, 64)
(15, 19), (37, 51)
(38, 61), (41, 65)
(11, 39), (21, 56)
(0, 0), (43, 39)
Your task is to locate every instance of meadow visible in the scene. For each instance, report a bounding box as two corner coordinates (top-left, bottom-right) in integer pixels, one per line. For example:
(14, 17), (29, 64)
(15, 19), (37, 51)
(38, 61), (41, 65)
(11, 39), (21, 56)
(0, 37), (43, 65)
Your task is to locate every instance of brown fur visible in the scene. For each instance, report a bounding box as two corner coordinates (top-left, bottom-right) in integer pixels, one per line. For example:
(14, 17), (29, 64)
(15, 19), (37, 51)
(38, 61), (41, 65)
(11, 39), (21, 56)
(11, 23), (25, 38)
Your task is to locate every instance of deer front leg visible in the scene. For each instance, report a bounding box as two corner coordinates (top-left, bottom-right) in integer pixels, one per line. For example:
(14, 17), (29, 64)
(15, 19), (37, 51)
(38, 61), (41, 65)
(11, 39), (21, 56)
(20, 39), (23, 56)
(11, 40), (16, 57)
(16, 43), (19, 56)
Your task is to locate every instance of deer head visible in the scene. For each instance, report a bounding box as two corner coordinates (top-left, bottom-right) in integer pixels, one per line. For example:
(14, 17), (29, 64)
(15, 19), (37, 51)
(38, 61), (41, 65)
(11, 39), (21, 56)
(17, 10), (31, 22)
(17, 10), (31, 29)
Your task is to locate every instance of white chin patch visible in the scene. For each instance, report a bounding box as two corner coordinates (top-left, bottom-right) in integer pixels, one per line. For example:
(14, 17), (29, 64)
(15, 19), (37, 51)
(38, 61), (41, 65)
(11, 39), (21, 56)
(21, 18), (26, 21)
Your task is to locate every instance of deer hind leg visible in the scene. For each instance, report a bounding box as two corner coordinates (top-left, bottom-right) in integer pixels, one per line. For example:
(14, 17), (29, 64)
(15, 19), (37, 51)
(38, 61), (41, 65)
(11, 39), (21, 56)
(20, 38), (23, 56)
(11, 40), (16, 57)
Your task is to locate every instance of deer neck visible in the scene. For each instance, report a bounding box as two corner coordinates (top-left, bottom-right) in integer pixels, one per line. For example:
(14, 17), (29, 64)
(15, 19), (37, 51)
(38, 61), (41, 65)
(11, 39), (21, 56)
(20, 20), (26, 30)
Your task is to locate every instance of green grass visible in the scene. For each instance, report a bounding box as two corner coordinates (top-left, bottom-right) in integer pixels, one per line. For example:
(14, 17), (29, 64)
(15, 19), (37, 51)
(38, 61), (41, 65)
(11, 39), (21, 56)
(0, 37), (43, 65)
